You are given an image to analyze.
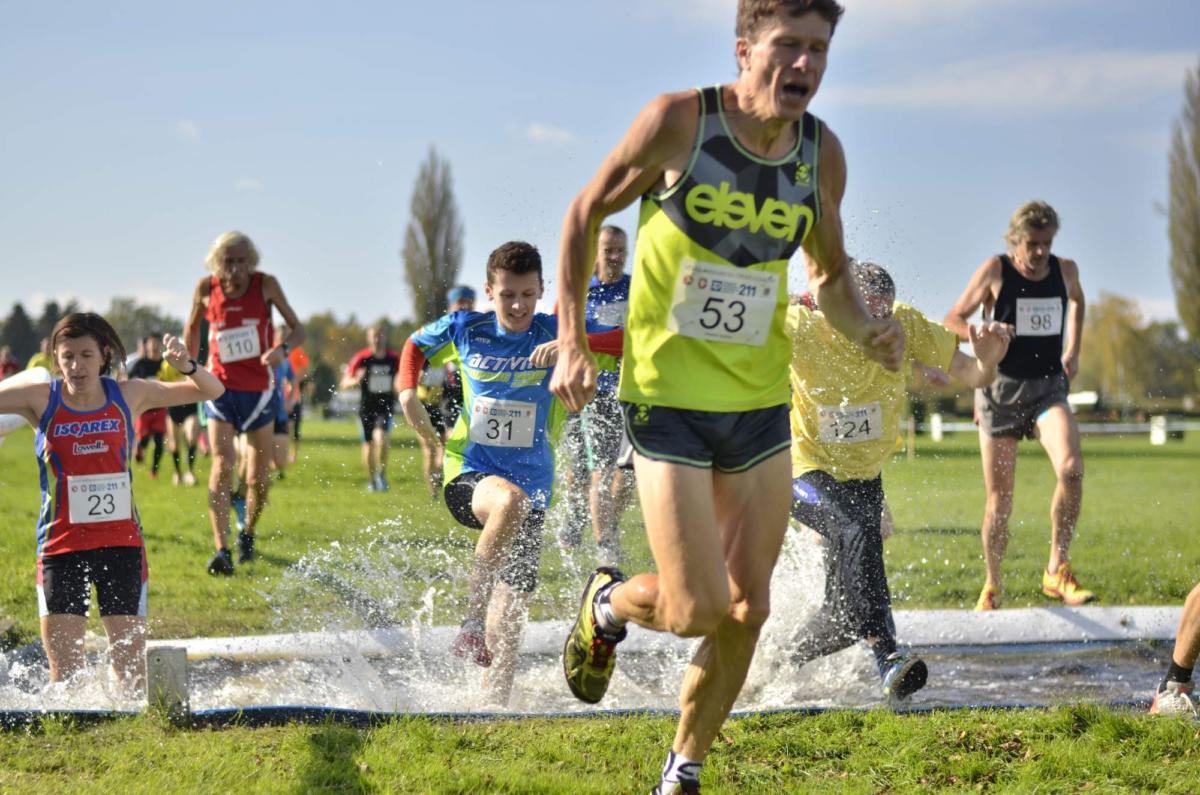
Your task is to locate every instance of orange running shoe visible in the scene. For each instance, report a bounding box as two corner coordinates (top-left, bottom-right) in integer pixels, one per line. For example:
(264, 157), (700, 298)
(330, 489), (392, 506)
(974, 584), (1000, 611)
(1042, 563), (1096, 606)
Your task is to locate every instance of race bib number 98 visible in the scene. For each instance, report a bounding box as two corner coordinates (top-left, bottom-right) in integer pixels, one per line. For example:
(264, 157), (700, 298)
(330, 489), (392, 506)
(667, 259), (778, 346)
(1015, 297), (1063, 337)
(216, 325), (262, 363)
(68, 472), (132, 525)
(817, 403), (883, 445)
(469, 397), (536, 448)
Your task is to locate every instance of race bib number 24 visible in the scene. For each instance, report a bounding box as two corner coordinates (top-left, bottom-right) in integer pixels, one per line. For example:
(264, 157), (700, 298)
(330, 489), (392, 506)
(667, 259), (779, 346)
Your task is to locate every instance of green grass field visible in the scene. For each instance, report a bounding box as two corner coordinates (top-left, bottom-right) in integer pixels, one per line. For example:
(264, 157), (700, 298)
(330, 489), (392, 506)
(1, 418), (1199, 792)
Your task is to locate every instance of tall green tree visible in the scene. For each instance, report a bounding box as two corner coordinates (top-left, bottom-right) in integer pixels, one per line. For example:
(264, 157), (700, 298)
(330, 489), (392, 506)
(35, 299), (80, 340)
(103, 297), (182, 356)
(401, 147), (464, 324)
(1168, 58), (1200, 340)
(0, 303), (40, 363)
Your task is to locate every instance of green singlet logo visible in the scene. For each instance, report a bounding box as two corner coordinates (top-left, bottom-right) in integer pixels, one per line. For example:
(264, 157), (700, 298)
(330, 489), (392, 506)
(684, 181), (813, 242)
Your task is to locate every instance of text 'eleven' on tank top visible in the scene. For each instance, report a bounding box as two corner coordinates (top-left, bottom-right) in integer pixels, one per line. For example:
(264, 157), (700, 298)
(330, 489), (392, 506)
(622, 84), (822, 412)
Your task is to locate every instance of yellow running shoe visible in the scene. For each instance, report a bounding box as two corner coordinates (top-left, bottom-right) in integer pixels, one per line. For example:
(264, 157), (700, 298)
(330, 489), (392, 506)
(974, 583), (1000, 611)
(563, 567), (626, 704)
(1042, 563), (1096, 606)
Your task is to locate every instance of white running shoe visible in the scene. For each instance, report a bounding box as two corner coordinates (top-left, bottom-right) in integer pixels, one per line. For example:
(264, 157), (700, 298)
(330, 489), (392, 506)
(1150, 680), (1199, 719)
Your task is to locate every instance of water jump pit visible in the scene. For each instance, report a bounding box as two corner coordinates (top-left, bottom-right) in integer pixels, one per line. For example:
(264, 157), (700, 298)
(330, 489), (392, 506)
(0, 531), (1180, 726)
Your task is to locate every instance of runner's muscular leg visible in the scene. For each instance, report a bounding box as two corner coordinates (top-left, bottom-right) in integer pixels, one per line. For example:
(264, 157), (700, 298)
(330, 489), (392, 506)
(609, 456), (729, 637)
(464, 476), (531, 626)
(673, 450), (791, 761)
(242, 422), (274, 535)
(979, 429), (1018, 589)
(101, 615), (147, 686)
(1035, 404), (1083, 572)
(41, 614), (87, 682)
(207, 421), (237, 548)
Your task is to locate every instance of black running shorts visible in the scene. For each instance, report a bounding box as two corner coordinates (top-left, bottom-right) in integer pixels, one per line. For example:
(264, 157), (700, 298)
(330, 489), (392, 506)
(622, 402), (790, 472)
(442, 471), (545, 593)
(38, 546), (147, 617)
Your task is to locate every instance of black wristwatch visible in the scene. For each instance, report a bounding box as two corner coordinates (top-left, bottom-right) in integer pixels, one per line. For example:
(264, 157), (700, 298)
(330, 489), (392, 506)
(180, 359), (198, 376)
(281, 341), (291, 355)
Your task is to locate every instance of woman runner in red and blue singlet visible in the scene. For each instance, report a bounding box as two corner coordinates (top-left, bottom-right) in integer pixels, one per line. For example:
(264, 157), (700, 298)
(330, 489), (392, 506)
(0, 313), (223, 687)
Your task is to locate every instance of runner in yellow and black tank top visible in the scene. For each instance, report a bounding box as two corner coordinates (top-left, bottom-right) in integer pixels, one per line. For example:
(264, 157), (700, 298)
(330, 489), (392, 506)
(622, 85), (822, 413)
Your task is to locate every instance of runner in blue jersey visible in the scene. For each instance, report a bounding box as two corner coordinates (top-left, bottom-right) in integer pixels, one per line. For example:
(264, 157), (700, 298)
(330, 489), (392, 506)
(580, 225), (635, 565)
(398, 241), (622, 705)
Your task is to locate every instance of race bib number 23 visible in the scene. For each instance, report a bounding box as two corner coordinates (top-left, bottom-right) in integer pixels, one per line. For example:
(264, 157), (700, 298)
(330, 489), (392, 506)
(68, 472), (132, 525)
(667, 259), (779, 346)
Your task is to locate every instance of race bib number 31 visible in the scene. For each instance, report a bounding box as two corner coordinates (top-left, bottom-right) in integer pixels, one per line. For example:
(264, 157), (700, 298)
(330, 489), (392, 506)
(1015, 297), (1063, 337)
(216, 325), (262, 363)
(817, 402), (883, 445)
(68, 472), (132, 525)
(469, 397), (536, 448)
(667, 259), (778, 346)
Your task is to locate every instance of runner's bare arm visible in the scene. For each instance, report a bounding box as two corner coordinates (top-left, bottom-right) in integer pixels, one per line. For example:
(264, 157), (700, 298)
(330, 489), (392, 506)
(182, 277), (211, 359)
(804, 127), (904, 371)
(0, 381), (50, 426)
(551, 92), (696, 412)
(122, 334), (224, 413)
(946, 321), (1012, 388)
(1060, 258), (1085, 380)
(262, 275), (306, 368)
(944, 257), (1002, 340)
(397, 340), (442, 450)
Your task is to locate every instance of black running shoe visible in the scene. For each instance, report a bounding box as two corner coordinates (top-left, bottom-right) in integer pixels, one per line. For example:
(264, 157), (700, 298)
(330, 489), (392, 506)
(881, 651), (928, 702)
(237, 531), (255, 564)
(207, 548), (234, 576)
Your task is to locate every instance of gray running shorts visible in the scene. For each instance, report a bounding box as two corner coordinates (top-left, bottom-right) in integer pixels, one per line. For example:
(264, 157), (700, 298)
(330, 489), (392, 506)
(975, 371), (1070, 440)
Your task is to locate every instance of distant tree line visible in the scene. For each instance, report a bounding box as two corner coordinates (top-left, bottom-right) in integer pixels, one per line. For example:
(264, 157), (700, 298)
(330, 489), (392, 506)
(0, 299), (417, 405)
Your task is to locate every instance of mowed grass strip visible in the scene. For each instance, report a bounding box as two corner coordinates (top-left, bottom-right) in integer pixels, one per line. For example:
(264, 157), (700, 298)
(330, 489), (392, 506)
(1, 419), (1198, 645)
(1, 705), (1199, 793)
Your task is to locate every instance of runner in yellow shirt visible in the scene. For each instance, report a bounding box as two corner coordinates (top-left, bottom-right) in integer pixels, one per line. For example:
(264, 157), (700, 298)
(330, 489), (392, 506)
(788, 261), (1011, 700)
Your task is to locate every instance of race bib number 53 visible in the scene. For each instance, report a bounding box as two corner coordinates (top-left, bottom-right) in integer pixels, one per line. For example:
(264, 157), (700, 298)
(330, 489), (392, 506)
(818, 403), (883, 444)
(68, 472), (132, 524)
(667, 259), (778, 346)
(469, 397), (536, 448)
(1015, 297), (1063, 337)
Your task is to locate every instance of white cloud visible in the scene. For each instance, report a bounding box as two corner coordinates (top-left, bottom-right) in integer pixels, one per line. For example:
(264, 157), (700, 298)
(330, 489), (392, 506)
(826, 50), (1195, 115)
(174, 120), (200, 143)
(526, 123), (575, 145)
(235, 177), (263, 192)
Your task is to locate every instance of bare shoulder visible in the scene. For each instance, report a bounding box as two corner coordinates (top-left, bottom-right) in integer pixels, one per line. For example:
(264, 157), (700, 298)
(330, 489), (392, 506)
(632, 89), (701, 164)
(192, 275), (213, 299)
(1057, 257), (1080, 278)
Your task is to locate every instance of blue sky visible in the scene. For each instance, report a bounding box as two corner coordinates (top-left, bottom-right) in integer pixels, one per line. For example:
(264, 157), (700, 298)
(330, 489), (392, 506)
(1, 0), (1197, 329)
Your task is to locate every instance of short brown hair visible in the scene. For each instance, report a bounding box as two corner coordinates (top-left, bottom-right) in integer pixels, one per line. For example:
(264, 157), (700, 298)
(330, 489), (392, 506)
(50, 313), (126, 377)
(736, 0), (844, 40)
(486, 241), (542, 284)
(1005, 200), (1060, 245)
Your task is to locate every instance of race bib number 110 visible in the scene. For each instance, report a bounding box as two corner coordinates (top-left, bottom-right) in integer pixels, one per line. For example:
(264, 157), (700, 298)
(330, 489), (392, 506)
(667, 259), (778, 346)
